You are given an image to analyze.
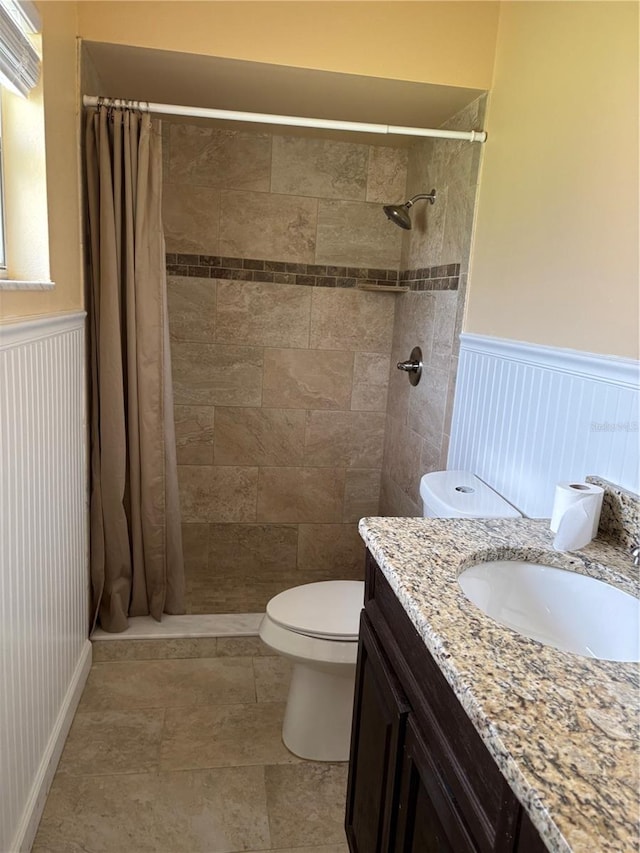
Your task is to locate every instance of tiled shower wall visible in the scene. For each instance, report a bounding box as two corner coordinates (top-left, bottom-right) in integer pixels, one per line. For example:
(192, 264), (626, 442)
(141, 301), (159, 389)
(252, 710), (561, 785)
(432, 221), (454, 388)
(162, 123), (408, 612)
(381, 96), (487, 516)
(162, 124), (408, 268)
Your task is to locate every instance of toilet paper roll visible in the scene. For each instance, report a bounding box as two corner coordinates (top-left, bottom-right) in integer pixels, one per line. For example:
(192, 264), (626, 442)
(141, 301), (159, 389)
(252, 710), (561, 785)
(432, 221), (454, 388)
(553, 500), (596, 552)
(550, 481), (604, 545)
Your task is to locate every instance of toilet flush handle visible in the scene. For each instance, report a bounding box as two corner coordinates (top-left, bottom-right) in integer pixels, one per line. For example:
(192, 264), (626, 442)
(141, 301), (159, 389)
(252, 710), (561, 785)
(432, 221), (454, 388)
(397, 346), (423, 386)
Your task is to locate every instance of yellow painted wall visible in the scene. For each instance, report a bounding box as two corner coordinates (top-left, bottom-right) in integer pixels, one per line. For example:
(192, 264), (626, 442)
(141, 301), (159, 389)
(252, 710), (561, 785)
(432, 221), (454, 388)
(0, 0), (500, 322)
(0, 1), (83, 322)
(466, 1), (639, 360)
(76, 1), (500, 89)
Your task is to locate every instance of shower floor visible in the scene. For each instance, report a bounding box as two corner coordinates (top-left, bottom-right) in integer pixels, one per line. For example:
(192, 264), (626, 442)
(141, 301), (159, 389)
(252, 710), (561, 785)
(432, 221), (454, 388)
(91, 612), (263, 641)
(33, 636), (349, 852)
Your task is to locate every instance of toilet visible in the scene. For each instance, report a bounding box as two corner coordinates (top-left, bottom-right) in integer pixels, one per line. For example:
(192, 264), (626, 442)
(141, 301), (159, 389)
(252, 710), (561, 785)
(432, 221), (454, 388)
(259, 580), (364, 761)
(420, 470), (522, 519)
(260, 471), (520, 762)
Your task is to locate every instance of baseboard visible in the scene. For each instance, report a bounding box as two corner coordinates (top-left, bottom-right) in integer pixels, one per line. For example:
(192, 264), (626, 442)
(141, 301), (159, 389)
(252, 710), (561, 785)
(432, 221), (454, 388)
(11, 640), (92, 853)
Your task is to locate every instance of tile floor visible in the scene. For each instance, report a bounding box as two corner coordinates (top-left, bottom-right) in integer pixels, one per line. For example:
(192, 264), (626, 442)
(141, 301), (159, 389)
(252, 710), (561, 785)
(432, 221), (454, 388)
(33, 637), (349, 853)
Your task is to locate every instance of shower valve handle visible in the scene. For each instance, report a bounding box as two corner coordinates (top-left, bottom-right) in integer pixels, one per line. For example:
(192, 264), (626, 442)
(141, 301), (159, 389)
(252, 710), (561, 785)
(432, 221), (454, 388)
(397, 359), (420, 372)
(396, 347), (423, 386)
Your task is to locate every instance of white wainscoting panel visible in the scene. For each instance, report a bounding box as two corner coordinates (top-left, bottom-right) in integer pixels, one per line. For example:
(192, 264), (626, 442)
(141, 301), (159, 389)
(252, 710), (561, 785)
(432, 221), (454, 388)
(449, 334), (640, 518)
(0, 312), (89, 852)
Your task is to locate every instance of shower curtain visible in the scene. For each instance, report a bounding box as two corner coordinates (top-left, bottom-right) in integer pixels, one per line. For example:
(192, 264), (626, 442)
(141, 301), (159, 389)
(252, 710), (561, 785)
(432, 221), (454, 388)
(85, 104), (185, 632)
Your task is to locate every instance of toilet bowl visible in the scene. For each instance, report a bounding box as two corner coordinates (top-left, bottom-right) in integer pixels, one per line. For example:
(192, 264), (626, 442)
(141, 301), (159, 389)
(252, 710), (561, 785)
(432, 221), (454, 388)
(259, 580), (364, 762)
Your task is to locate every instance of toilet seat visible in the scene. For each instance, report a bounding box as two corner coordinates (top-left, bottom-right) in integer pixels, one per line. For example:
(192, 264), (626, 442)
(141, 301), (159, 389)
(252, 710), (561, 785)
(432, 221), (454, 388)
(260, 614), (359, 666)
(266, 580), (364, 641)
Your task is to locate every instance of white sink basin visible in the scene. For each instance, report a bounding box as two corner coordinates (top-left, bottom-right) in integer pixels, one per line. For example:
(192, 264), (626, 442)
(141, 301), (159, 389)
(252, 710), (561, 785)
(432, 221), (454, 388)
(458, 560), (640, 662)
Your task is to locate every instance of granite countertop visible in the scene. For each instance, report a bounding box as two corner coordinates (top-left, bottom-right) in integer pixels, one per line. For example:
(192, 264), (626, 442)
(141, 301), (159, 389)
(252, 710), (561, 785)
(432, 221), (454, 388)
(358, 516), (639, 853)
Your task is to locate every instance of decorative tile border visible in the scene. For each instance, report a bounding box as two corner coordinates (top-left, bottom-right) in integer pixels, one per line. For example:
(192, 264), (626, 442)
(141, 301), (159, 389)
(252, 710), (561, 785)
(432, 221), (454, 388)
(401, 263), (461, 291)
(166, 253), (460, 291)
(166, 253), (399, 289)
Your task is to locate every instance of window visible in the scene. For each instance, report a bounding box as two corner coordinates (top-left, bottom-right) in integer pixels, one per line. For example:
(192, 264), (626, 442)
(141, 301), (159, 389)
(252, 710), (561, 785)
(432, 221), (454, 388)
(0, 1), (40, 98)
(0, 0), (50, 287)
(0, 103), (5, 272)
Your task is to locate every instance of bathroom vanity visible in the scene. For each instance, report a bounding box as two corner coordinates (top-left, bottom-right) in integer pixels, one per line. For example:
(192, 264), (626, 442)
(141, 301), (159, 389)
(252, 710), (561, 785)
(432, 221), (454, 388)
(346, 552), (545, 852)
(345, 516), (639, 853)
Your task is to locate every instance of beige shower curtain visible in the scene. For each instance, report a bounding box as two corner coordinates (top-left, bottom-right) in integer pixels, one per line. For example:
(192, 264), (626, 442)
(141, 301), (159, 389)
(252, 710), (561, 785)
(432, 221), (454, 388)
(85, 105), (184, 632)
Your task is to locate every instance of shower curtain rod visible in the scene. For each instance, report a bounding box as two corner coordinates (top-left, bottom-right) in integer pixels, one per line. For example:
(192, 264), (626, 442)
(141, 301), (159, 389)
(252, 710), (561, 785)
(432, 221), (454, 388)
(82, 95), (487, 143)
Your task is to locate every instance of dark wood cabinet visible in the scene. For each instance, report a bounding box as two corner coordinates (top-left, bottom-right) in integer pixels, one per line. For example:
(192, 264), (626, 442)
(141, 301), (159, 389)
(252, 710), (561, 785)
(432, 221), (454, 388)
(393, 715), (478, 853)
(345, 613), (409, 853)
(345, 551), (548, 853)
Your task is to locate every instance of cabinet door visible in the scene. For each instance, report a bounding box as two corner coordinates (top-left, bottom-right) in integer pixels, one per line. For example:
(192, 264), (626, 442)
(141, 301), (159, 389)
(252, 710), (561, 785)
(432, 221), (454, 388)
(515, 811), (548, 853)
(346, 612), (410, 853)
(393, 716), (479, 853)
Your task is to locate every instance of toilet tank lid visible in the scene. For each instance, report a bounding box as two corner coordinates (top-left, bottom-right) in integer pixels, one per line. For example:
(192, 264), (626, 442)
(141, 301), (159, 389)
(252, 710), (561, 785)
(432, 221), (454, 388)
(266, 580), (364, 640)
(420, 471), (522, 518)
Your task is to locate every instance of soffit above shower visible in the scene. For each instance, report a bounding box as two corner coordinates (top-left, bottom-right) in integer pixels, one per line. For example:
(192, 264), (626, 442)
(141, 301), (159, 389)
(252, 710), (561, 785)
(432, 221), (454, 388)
(82, 41), (485, 146)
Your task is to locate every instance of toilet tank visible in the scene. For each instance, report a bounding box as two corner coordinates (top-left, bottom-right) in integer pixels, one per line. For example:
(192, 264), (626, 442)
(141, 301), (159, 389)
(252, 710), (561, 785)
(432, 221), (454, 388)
(420, 471), (521, 519)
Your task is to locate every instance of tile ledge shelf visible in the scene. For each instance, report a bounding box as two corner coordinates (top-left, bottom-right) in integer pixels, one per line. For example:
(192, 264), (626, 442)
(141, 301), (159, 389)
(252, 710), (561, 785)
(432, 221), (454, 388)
(357, 284), (410, 293)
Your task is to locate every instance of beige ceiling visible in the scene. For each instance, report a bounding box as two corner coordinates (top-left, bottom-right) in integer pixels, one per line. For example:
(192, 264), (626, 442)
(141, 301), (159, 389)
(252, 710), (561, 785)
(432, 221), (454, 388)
(83, 41), (486, 146)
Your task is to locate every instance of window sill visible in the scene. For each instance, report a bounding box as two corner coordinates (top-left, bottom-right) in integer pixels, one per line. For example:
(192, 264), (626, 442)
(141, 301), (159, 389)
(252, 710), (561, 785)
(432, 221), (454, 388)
(0, 279), (54, 290)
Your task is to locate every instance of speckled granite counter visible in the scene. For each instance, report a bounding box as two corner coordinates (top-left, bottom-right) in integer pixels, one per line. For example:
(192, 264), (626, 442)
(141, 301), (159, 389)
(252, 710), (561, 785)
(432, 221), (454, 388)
(358, 516), (639, 853)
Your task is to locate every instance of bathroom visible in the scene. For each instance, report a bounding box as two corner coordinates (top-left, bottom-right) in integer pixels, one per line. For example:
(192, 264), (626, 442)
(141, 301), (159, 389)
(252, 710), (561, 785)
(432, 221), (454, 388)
(0, 2), (638, 852)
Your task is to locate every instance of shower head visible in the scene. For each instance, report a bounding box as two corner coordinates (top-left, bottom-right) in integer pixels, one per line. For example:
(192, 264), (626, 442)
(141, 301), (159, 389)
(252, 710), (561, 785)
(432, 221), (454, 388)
(383, 190), (437, 230)
(383, 204), (413, 230)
